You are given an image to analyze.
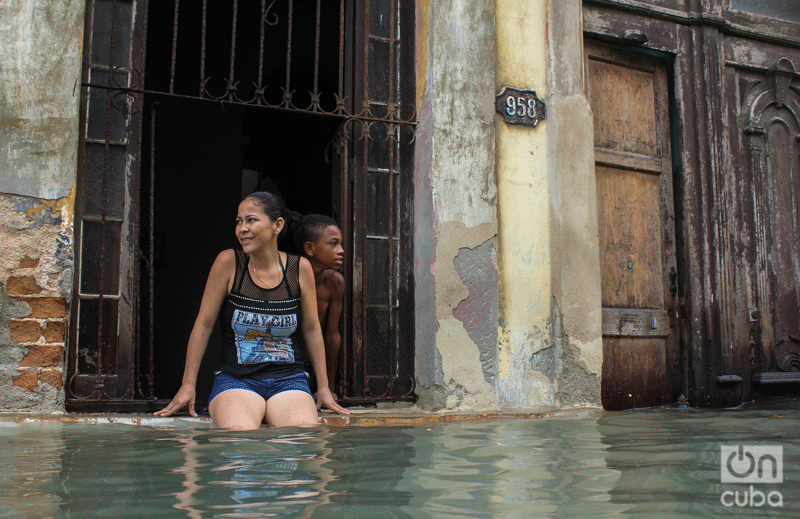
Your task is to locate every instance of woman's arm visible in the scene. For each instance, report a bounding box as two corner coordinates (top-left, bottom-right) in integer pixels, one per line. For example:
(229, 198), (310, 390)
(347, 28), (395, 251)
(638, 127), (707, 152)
(298, 257), (352, 415)
(154, 249), (236, 417)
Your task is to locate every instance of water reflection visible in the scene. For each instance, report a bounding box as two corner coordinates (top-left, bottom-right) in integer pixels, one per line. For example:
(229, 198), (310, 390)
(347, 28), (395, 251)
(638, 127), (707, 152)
(1, 399), (799, 518)
(306, 427), (415, 519)
(399, 413), (625, 518)
(162, 427), (415, 518)
(170, 434), (204, 519)
(598, 400), (800, 518)
(0, 423), (65, 517)
(599, 410), (722, 516)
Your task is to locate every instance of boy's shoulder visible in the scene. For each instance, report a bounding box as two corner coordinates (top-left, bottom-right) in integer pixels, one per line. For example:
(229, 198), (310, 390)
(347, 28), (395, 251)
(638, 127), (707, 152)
(318, 268), (345, 294)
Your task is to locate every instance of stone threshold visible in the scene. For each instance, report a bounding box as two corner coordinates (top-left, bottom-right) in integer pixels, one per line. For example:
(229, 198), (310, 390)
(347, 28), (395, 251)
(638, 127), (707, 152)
(0, 405), (601, 427)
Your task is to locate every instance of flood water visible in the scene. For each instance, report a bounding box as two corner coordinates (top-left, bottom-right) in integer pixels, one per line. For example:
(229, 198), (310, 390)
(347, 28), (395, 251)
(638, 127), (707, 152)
(1, 398), (799, 518)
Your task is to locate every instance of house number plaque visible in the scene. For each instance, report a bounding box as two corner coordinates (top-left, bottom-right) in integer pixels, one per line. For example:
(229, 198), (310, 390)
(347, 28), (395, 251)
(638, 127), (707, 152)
(496, 86), (545, 127)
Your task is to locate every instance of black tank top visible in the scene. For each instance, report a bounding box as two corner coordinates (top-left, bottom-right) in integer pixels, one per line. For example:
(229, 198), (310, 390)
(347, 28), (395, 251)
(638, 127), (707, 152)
(217, 250), (306, 379)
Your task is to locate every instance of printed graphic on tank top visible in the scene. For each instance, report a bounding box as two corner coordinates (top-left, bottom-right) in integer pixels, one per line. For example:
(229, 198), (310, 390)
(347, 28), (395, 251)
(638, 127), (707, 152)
(232, 308), (297, 364)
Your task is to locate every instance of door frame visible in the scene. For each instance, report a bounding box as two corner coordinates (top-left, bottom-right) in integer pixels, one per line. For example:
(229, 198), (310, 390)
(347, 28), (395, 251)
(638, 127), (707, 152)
(67, 0), (417, 410)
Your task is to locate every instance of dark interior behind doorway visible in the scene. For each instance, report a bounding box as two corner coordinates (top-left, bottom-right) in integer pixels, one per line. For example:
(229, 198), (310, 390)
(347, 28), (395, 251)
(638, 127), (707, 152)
(144, 99), (341, 402)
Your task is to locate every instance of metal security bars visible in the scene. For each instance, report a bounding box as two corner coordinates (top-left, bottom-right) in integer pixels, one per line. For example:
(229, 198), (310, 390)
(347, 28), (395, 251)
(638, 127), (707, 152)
(94, 0), (417, 124)
(68, 0), (416, 409)
(68, 0), (146, 404)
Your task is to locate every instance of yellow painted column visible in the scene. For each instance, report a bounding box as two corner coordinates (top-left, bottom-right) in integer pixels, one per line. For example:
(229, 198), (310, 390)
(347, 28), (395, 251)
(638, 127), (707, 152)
(495, 0), (553, 406)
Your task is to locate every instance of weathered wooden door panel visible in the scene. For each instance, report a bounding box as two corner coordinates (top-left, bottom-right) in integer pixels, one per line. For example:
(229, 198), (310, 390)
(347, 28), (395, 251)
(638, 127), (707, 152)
(604, 337), (669, 408)
(596, 166), (665, 308)
(726, 52), (800, 385)
(587, 40), (679, 410)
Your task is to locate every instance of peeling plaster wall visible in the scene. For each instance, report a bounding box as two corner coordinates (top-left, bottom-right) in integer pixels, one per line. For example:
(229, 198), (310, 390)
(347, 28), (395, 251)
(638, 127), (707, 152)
(414, 0), (438, 401)
(435, 223), (498, 409)
(415, 0), (499, 410)
(0, 0), (85, 199)
(416, 0), (601, 411)
(494, 0), (601, 408)
(0, 0), (84, 412)
(452, 238), (498, 388)
(546, 0), (602, 406)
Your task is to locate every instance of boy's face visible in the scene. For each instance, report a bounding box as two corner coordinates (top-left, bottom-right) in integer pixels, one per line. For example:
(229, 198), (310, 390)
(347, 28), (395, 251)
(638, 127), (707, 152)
(306, 225), (344, 270)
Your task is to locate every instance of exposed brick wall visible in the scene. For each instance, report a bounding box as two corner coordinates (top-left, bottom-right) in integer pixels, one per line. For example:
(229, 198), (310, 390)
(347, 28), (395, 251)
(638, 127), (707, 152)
(6, 276), (43, 295)
(39, 369), (64, 390)
(5, 264), (67, 393)
(17, 297), (67, 319)
(9, 319), (41, 343)
(1, 0), (83, 413)
(43, 320), (66, 343)
(1, 195), (72, 412)
(12, 369), (38, 391)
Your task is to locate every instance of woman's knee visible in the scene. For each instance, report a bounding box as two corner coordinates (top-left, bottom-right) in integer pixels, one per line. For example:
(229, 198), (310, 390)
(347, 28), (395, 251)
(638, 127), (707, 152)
(265, 390), (318, 427)
(209, 389), (267, 430)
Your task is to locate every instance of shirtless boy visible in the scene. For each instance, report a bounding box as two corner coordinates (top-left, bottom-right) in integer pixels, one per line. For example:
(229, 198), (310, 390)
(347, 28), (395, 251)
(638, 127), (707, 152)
(294, 215), (345, 396)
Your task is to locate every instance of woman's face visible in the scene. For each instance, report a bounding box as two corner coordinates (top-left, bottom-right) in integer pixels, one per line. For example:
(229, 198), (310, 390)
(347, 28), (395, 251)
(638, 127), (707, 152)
(235, 198), (283, 254)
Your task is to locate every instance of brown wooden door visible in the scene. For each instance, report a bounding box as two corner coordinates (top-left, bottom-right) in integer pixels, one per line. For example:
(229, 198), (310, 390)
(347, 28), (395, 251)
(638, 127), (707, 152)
(725, 50), (800, 385)
(586, 40), (680, 410)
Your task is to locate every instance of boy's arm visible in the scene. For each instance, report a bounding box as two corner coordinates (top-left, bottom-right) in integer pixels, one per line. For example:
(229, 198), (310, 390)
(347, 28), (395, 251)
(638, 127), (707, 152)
(323, 271), (345, 388)
(299, 258), (351, 415)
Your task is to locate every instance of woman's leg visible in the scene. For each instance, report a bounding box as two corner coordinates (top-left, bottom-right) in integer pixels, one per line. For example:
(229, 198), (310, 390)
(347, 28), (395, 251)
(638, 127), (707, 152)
(209, 389), (267, 430)
(265, 390), (319, 427)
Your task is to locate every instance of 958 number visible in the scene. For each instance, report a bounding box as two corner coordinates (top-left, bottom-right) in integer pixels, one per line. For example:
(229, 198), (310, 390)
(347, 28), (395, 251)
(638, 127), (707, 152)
(506, 96), (539, 119)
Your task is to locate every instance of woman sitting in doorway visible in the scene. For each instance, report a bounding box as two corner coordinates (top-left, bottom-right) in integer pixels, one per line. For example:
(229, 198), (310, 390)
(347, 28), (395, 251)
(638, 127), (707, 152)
(155, 191), (351, 429)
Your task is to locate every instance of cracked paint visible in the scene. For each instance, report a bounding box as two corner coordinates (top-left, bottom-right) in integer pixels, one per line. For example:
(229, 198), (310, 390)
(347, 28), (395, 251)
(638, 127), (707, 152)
(452, 237), (498, 386)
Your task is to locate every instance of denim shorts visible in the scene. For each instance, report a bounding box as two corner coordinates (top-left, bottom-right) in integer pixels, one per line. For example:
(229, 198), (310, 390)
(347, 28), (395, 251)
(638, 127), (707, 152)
(208, 371), (312, 404)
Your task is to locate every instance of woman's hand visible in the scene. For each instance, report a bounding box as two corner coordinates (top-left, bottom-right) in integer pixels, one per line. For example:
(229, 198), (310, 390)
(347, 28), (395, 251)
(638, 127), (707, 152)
(154, 384), (197, 417)
(315, 386), (353, 415)
(155, 250), (233, 420)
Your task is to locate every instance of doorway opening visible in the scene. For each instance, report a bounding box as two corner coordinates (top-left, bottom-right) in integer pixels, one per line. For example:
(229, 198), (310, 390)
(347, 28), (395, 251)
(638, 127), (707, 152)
(67, 0), (416, 410)
(144, 100), (342, 403)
